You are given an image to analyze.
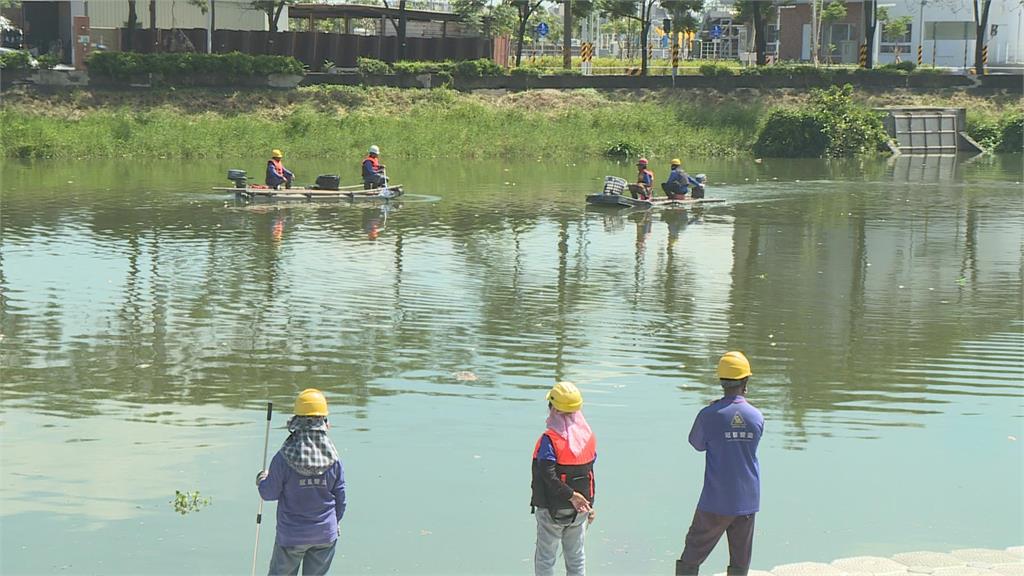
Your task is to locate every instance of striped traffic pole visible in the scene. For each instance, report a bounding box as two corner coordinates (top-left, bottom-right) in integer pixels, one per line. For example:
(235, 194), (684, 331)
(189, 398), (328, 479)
(859, 43), (867, 68)
(982, 44), (988, 75)
(917, 44), (923, 66)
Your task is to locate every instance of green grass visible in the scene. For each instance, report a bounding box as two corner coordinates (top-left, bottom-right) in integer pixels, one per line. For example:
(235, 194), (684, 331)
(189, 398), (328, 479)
(1, 85), (1018, 160)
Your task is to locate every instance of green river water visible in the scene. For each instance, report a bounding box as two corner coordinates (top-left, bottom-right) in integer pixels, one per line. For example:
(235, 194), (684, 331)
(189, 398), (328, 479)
(1, 155), (1022, 575)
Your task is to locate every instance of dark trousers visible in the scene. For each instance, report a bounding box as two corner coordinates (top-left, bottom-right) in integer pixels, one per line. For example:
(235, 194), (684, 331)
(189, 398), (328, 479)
(363, 173), (386, 189)
(662, 181), (687, 197)
(676, 509), (755, 575)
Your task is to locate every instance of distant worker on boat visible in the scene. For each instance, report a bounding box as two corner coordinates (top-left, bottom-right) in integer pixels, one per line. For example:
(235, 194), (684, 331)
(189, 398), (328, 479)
(631, 158), (654, 200)
(662, 159), (691, 199)
(362, 145), (387, 190)
(266, 149), (294, 190)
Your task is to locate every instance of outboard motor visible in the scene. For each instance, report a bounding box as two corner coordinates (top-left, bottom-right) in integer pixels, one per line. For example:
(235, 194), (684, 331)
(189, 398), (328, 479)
(227, 169), (247, 189)
(691, 174), (707, 199)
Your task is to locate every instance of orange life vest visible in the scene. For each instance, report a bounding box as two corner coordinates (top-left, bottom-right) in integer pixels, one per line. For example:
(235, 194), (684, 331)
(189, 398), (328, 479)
(269, 158), (285, 177)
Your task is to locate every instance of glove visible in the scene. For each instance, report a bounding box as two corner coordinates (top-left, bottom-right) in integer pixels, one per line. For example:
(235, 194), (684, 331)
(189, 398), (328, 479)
(255, 470), (268, 486)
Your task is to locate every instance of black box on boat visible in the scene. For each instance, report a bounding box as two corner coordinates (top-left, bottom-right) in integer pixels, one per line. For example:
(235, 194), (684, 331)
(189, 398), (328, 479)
(315, 174), (341, 190)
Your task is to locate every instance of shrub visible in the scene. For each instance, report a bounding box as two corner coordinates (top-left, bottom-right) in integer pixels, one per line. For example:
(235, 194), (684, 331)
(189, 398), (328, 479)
(754, 84), (887, 157)
(0, 49), (33, 70)
(753, 109), (828, 157)
(604, 139), (644, 158)
(700, 63), (735, 77)
(85, 51), (303, 81)
(997, 111), (1023, 153)
(452, 58), (503, 77)
(509, 66), (542, 78)
(357, 57), (392, 76)
(967, 116), (1001, 150)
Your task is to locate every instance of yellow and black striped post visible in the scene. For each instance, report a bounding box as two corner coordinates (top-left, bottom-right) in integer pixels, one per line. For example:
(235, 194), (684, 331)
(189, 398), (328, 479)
(671, 45), (680, 68)
(982, 44), (988, 75)
(648, 42), (653, 64)
(917, 44), (923, 66)
(859, 43), (867, 68)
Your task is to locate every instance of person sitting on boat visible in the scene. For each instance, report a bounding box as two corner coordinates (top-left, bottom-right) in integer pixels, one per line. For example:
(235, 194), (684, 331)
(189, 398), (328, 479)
(266, 149), (294, 189)
(632, 158), (654, 200)
(362, 145), (387, 190)
(662, 159), (691, 199)
(689, 174), (707, 199)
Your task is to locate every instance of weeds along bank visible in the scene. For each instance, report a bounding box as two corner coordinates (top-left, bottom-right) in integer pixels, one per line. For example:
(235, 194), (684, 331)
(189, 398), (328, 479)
(1, 86), (1020, 160)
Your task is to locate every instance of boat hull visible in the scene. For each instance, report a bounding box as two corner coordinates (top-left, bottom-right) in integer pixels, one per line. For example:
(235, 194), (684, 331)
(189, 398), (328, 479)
(213, 186), (404, 201)
(585, 193), (722, 209)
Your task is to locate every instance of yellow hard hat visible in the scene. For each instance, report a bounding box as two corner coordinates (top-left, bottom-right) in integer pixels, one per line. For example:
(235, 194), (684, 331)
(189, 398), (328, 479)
(546, 381), (583, 413)
(718, 351), (752, 380)
(271, 149), (283, 158)
(294, 388), (328, 416)
(671, 158), (681, 166)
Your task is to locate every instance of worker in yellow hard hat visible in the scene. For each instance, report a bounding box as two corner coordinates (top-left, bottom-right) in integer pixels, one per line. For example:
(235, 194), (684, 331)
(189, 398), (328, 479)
(257, 389), (346, 575)
(662, 158), (692, 200)
(676, 352), (764, 576)
(531, 381), (598, 575)
(266, 148), (294, 190)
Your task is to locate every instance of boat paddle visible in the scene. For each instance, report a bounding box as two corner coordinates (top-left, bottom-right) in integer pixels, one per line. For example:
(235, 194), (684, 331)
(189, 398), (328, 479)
(251, 402), (273, 576)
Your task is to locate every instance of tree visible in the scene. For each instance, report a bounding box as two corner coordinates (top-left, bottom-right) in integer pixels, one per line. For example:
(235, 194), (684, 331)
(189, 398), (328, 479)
(452, 0), (517, 37)
(599, 0), (659, 75)
(733, 1), (773, 66)
(508, 0), (548, 67)
(820, 0), (846, 63)
(880, 13), (913, 60)
(972, 0), (992, 74)
(251, 0), (295, 33)
(126, 0), (139, 51)
(861, 0), (879, 67)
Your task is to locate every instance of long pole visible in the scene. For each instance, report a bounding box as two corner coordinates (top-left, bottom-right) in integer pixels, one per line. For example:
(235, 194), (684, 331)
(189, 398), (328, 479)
(917, 0), (925, 65)
(251, 402), (273, 576)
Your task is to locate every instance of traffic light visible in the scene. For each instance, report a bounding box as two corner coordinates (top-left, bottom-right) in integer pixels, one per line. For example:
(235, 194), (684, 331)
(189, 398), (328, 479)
(663, 18), (672, 34)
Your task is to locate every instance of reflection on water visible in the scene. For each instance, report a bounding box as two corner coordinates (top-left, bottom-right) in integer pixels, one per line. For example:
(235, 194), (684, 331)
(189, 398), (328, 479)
(1, 155), (1021, 574)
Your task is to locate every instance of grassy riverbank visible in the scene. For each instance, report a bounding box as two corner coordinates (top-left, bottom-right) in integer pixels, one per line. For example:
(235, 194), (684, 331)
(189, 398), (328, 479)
(1, 86), (1020, 160)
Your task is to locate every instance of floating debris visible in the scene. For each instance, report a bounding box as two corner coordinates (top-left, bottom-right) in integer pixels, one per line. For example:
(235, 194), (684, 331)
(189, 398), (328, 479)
(453, 371), (478, 382)
(171, 490), (211, 515)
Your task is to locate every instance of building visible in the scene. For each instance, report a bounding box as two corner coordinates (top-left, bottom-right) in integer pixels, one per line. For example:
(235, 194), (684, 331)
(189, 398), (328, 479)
(773, 0), (1023, 68)
(1, 0), (275, 66)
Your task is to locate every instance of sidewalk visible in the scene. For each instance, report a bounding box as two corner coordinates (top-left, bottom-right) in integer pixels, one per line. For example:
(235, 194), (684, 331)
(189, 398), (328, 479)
(713, 546), (1024, 575)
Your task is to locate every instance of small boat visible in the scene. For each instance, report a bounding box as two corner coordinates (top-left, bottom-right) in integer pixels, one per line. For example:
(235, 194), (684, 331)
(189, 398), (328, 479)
(587, 178), (722, 209)
(213, 185), (404, 202)
(214, 169), (403, 202)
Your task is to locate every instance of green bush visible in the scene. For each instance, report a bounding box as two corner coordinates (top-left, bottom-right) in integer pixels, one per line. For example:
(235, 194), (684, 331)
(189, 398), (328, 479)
(509, 66), (542, 78)
(85, 51), (303, 81)
(0, 49), (33, 70)
(754, 84), (887, 157)
(753, 109), (829, 157)
(452, 58), (504, 77)
(357, 57), (392, 76)
(967, 116), (1001, 150)
(997, 111), (1023, 153)
(605, 139), (645, 158)
(700, 63), (735, 77)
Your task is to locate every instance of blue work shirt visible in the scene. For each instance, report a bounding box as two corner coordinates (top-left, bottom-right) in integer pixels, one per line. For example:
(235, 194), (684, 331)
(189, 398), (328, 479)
(688, 395), (763, 516)
(666, 168), (689, 186)
(258, 451), (347, 547)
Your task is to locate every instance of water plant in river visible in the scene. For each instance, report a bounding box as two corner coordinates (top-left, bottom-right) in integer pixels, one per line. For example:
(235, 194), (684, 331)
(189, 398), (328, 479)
(171, 490), (212, 515)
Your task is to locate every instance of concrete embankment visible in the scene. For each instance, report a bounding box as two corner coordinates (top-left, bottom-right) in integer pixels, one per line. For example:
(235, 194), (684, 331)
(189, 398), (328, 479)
(720, 546), (1024, 576)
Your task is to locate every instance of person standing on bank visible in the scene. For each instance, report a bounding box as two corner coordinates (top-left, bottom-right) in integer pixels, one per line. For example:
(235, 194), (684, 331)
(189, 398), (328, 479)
(531, 381), (597, 576)
(257, 389), (347, 576)
(266, 149), (294, 189)
(676, 352), (764, 576)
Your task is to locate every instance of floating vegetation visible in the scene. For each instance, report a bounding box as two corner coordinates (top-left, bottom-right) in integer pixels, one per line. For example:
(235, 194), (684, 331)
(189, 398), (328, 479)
(171, 490), (212, 515)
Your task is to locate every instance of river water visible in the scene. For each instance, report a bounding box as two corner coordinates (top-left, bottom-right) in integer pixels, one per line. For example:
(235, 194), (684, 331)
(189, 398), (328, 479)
(1, 155), (1022, 575)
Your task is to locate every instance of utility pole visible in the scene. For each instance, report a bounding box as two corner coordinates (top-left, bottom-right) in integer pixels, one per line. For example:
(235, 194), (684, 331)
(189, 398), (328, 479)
(917, 0), (926, 66)
(563, 0), (572, 69)
(811, 0), (819, 65)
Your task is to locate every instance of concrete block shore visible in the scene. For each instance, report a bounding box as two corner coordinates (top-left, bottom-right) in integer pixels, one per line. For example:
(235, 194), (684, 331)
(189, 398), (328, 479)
(711, 546), (1024, 576)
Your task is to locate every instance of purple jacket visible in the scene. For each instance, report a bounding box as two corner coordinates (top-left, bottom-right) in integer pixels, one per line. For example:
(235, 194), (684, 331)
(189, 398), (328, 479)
(258, 451), (347, 547)
(689, 395), (763, 516)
